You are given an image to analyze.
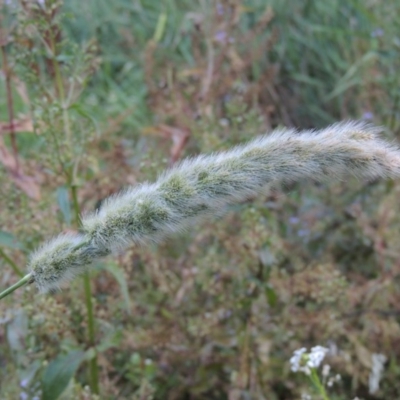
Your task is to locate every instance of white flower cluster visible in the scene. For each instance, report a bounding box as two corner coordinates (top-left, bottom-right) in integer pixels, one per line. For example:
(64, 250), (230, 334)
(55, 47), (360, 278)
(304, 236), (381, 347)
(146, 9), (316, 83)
(369, 353), (387, 394)
(290, 346), (329, 375)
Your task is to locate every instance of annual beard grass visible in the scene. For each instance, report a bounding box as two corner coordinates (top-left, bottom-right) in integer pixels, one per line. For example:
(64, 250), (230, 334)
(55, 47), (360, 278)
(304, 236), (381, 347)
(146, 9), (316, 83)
(2, 121), (400, 297)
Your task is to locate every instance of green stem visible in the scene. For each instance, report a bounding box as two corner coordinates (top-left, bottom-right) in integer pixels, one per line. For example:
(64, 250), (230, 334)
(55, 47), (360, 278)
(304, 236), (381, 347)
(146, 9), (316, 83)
(0, 248), (23, 277)
(49, 27), (72, 145)
(70, 180), (99, 395)
(83, 271), (99, 393)
(49, 24), (99, 394)
(70, 182), (82, 227)
(309, 369), (330, 400)
(0, 273), (32, 300)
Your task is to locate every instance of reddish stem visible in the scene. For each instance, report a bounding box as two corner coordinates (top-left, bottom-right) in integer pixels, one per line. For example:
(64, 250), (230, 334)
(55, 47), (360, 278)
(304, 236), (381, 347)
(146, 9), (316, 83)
(1, 45), (19, 171)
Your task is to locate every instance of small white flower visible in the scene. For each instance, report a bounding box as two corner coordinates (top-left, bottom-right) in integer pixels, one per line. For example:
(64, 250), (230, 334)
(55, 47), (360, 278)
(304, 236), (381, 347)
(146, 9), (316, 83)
(308, 346), (329, 368)
(322, 364), (331, 377)
(290, 347), (307, 372)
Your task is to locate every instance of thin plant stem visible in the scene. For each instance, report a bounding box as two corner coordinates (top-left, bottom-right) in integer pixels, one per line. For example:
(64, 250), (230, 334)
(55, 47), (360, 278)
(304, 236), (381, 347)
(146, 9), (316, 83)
(0, 247), (24, 277)
(71, 180), (100, 395)
(48, 25), (99, 394)
(0, 273), (32, 300)
(83, 271), (99, 393)
(310, 369), (330, 400)
(0, 44), (19, 170)
(49, 27), (72, 144)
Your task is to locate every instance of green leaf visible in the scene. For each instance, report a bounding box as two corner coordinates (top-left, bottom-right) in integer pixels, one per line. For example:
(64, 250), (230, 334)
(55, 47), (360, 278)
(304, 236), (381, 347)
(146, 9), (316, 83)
(103, 262), (131, 312)
(153, 13), (167, 43)
(265, 285), (277, 307)
(42, 350), (85, 400)
(56, 54), (73, 62)
(84, 347), (96, 361)
(97, 328), (123, 353)
(68, 103), (100, 137)
(19, 360), (41, 390)
(0, 230), (24, 250)
(6, 310), (28, 352)
(56, 186), (72, 226)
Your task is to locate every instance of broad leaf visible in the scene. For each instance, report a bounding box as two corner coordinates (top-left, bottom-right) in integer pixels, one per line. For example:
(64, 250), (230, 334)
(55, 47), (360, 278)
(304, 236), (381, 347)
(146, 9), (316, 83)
(42, 350), (85, 400)
(56, 186), (72, 226)
(0, 230), (23, 250)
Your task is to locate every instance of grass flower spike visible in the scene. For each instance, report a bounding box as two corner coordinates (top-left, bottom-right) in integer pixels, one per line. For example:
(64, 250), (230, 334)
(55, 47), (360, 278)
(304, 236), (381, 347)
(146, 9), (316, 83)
(29, 234), (110, 292)
(2, 121), (400, 297)
(82, 121), (400, 253)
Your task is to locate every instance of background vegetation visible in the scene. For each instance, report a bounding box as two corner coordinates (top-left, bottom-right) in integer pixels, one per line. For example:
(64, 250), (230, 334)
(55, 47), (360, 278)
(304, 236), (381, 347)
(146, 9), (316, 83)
(1, 0), (400, 399)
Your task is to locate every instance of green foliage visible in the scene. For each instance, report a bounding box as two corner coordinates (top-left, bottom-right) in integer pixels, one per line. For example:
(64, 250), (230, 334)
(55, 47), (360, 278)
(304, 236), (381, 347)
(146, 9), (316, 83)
(56, 186), (72, 226)
(42, 350), (85, 400)
(0, 230), (24, 250)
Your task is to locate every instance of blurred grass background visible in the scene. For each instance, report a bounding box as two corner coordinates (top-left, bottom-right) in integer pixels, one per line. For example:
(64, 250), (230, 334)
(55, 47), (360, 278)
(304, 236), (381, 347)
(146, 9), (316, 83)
(1, 0), (400, 399)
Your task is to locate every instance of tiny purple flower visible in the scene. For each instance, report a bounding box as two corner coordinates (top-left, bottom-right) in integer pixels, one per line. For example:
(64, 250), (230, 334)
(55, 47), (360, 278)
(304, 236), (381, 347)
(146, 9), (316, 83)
(20, 379), (29, 388)
(297, 229), (310, 238)
(371, 28), (384, 38)
(214, 31), (227, 43)
(362, 111), (374, 120)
